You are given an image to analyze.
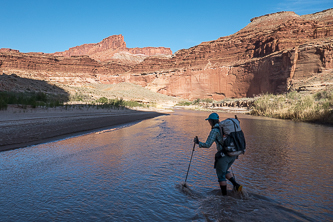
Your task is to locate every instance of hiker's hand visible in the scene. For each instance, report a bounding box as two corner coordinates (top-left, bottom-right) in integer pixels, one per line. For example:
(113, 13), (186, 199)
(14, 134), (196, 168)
(193, 137), (199, 144)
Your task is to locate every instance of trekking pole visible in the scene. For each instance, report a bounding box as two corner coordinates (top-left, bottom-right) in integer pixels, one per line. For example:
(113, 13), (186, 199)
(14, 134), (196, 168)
(183, 136), (198, 188)
(231, 166), (235, 180)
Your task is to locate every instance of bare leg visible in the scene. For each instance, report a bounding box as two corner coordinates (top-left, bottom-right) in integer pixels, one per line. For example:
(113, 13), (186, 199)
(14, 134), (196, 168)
(219, 181), (227, 186)
(226, 173), (242, 191)
(225, 173), (232, 180)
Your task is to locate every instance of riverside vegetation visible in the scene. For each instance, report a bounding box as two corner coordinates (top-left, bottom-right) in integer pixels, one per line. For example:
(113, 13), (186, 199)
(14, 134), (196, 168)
(1, 87), (332, 125)
(0, 91), (64, 110)
(176, 89), (333, 125)
(0, 91), (146, 111)
(250, 89), (333, 124)
(176, 98), (214, 106)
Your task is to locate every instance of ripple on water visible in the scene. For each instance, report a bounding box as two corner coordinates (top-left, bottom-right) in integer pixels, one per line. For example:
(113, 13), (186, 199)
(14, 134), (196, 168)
(0, 110), (332, 221)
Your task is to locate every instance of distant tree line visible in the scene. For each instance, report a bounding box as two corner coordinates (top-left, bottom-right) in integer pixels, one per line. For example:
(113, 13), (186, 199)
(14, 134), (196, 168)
(0, 92), (145, 110)
(0, 91), (65, 110)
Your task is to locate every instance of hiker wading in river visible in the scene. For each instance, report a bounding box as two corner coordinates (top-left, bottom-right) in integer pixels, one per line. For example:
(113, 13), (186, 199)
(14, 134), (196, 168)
(194, 113), (242, 196)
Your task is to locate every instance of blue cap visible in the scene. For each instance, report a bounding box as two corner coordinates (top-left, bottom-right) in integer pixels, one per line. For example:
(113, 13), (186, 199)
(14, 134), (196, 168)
(205, 113), (219, 120)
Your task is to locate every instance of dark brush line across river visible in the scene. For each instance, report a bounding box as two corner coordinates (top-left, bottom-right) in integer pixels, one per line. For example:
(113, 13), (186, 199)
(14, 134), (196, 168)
(0, 110), (332, 221)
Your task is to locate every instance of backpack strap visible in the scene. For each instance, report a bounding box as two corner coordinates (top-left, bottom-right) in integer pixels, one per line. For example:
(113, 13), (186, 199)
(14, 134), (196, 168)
(214, 125), (224, 147)
(225, 118), (239, 132)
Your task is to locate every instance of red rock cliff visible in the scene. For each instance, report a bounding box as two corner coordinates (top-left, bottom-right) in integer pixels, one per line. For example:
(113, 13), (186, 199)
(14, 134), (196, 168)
(52, 35), (127, 58)
(51, 34), (172, 62)
(1, 9), (333, 100)
(112, 9), (333, 99)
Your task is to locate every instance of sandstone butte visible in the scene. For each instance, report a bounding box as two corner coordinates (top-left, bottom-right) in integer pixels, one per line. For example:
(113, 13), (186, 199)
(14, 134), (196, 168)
(1, 9), (333, 100)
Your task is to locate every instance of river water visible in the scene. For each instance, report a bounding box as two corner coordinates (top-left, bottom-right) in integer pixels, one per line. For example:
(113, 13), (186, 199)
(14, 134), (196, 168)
(0, 110), (332, 221)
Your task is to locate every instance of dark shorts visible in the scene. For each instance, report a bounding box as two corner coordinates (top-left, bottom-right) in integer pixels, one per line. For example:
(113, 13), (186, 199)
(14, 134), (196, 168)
(215, 155), (237, 182)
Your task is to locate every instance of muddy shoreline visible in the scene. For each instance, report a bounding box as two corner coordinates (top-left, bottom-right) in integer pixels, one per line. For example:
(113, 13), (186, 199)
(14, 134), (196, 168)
(0, 106), (165, 152)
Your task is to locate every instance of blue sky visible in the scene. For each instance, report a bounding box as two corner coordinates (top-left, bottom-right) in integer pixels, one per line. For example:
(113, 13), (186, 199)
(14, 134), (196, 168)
(1, 0), (332, 53)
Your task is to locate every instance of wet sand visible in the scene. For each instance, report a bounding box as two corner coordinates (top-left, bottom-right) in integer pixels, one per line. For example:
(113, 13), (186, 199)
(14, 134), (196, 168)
(0, 105), (166, 152)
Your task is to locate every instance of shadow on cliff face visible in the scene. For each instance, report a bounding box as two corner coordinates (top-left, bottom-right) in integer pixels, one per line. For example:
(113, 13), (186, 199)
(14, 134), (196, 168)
(0, 73), (70, 107)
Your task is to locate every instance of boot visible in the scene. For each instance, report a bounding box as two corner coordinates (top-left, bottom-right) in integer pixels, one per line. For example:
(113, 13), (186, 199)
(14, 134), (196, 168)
(220, 185), (227, 196)
(228, 177), (242, 192)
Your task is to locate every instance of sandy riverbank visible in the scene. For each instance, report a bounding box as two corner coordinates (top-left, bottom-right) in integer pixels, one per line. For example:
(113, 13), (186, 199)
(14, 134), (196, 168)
(0, 105), (166, 152)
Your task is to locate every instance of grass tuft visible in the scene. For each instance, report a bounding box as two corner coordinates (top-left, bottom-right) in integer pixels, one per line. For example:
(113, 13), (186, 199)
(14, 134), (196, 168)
(250, 90), (333, 124)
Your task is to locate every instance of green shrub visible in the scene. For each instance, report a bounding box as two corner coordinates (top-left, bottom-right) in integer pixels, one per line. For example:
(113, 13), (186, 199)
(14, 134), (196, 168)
(314, 92), (322, 101)
(0, 91), (65, 109)
(36, 92), (48, 102)
(287, 91), (298, 100)
(97, 97), (108, 104)
(0, 98), (7, 110)
(93, 97), (143, 109)
(113, 98), (124, 107)
(71, 92), (87, 102)
(192, 98), (201, 105)
(201, 98), (214, 103)
(123, 100), (142, 107)
(176, 101), (192, 106)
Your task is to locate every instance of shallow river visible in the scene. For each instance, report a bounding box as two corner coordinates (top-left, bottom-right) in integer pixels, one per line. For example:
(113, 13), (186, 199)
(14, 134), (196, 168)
(0, 110), (332, 221)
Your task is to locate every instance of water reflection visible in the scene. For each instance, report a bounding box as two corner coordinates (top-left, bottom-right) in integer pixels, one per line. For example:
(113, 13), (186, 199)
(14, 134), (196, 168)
(0, 110), (332, 221)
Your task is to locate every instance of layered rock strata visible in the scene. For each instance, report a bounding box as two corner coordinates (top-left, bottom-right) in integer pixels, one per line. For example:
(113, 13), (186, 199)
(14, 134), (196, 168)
(118, 10), (333, 99)
(52, 34), (172, 64)
(1, 9), (333, 100)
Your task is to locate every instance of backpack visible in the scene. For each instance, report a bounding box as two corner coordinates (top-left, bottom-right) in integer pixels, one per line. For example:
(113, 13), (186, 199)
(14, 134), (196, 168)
(217, 116), (246, 156)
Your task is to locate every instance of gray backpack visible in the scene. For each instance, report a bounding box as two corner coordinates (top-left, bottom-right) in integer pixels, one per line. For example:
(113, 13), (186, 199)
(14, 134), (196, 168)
(217, 116), (246, 156)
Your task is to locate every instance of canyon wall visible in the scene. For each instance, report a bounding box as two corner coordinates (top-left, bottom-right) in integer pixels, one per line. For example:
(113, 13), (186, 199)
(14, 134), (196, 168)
(1, 9), (333, 100)
(51, 34), (172, 64)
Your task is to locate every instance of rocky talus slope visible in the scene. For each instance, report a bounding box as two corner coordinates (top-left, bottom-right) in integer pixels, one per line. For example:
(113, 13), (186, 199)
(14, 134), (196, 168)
(1, 9), (333, 100)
